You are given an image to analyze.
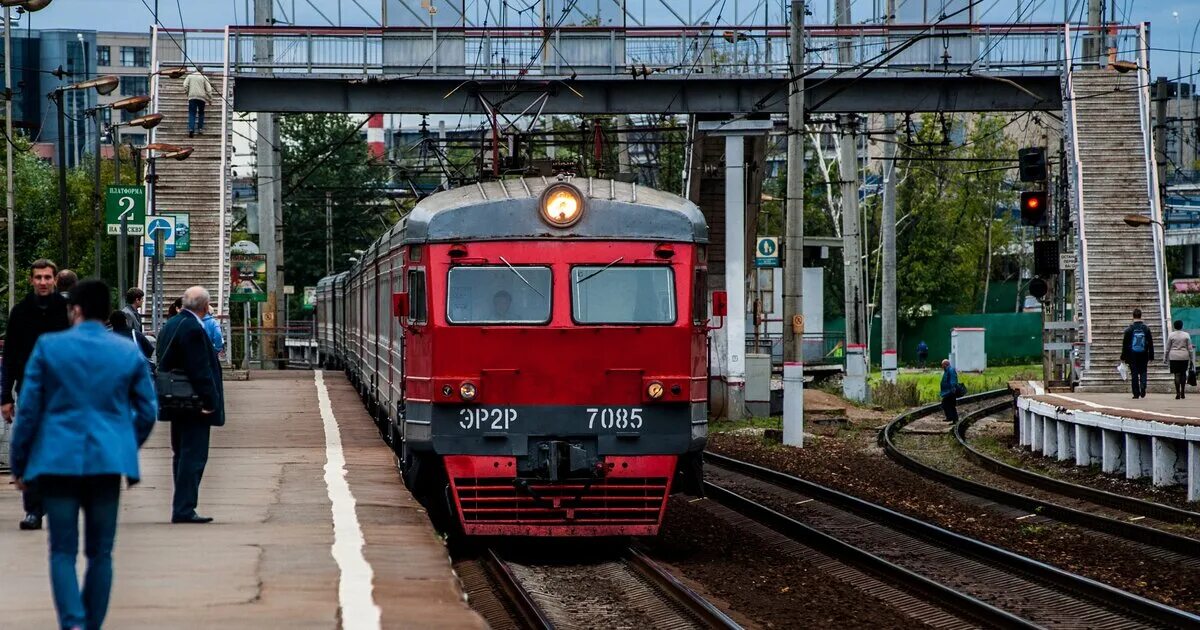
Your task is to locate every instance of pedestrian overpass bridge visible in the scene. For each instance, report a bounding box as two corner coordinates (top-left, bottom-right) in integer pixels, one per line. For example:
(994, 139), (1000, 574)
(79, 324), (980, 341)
(158, 22), (1138, 115)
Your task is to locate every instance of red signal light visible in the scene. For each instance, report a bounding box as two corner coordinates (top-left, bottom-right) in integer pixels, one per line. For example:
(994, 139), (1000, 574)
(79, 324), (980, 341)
(1020, 191), (1047, 226)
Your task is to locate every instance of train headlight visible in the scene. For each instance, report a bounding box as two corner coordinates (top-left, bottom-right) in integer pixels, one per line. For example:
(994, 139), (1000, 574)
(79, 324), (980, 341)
(459, 382), (478, 401)
(647, 381), (665, 400)
(540, 183), (584, 227)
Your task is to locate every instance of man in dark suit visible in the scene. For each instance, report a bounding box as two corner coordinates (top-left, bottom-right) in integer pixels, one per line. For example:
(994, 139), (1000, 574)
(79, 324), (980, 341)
(2, 259), (71, 530)
(155, 286), (224, 524)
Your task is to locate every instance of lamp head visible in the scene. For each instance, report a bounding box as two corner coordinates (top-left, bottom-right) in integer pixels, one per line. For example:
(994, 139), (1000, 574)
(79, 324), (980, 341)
(70, 75), (120, 95)
(162, 67), (187, 79)
(128, 112), (163, 129)
(1122, 214), (1153, 228)
(0, 0), (53, 12)
(163, 146), (193, 161)
(111, 95), (151, 112)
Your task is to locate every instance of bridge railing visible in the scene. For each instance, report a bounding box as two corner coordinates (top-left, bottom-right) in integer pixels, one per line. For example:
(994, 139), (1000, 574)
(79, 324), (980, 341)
(153, 23), (1139, 78)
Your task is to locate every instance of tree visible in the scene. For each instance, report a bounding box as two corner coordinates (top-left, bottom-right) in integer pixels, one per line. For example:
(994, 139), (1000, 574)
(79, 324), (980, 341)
(278, 114), (391, 316)
(893, 114), (1016, 319)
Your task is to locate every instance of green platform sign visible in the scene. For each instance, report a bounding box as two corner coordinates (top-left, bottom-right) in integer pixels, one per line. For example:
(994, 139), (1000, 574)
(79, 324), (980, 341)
(105, 186), (146, 235)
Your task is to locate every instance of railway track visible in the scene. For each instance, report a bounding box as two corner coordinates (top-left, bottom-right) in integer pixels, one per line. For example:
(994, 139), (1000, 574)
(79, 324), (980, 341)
(882, 392), (1200, 556)
(705, 451), (1200, 629)
(459, 547), (741, 629)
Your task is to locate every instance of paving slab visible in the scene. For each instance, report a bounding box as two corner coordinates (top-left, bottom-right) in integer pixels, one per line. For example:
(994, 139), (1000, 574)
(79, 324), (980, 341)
(0, 370), (484, 629)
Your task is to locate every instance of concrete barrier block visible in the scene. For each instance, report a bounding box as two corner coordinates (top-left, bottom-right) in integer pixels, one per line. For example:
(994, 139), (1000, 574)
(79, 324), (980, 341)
(1126, 433), (1152, 479)
(1153, 437), (1187, 487)
(1057, 421), (1075, 462)
(1189, 442), (1200, 502)
(1102, 429), (1125, 474)
(1043, 417), (1057, 457)
(1030, 412), (1044, 451)
(1074, 424), (1091, 466)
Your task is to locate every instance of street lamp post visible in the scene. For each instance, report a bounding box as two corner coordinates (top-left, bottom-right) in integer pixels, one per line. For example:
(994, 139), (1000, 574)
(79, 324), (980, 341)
(48, 73), (118, 268)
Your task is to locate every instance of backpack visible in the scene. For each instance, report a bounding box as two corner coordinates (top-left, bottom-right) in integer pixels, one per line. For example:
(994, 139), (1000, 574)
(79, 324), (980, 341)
(1131, 328), (1147, 353)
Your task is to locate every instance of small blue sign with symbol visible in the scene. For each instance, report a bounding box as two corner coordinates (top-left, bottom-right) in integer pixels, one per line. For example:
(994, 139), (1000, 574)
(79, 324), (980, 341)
(755, 236), (780, 268)
(143, 215), (177, 258)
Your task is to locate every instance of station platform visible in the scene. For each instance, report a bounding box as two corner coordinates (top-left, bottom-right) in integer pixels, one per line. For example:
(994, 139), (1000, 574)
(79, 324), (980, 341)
(1016, 391), (1200, 501)
(0, 371), (484, 629)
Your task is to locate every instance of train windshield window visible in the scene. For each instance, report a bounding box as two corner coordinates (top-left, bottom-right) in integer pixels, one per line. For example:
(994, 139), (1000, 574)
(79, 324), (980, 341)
(572, 266), (675, 324)
(446, 266), (552, 324)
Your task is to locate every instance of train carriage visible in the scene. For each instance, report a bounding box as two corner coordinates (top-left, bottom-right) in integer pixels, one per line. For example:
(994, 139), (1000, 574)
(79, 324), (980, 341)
(317, 177), (709, 536)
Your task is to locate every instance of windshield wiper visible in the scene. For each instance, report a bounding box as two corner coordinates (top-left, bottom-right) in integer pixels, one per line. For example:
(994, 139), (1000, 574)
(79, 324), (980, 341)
(576, 257), (624, 284)
(498, 256), (545, 298)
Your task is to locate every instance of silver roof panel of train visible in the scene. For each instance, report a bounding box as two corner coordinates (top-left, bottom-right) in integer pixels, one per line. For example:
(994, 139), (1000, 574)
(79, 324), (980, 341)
(400, 177), (707, 244)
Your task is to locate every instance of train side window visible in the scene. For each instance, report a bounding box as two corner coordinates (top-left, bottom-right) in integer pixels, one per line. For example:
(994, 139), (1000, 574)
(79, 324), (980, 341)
(407, 269), (427, 324)
(408, 246), (422, 262)
(693, 269), (707, 324)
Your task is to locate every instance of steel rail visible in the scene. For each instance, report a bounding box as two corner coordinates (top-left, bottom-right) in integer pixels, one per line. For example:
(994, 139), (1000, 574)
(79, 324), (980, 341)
(480, 549), (555, 630)
(706, 450), (1200, 629)
(953, 402), (1200, 525)
(625, 547), (743, 630)
(883, 394), (1200, 556)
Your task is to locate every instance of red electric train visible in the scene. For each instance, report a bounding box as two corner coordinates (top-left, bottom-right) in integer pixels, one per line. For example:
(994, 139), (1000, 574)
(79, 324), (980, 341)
(316, 177), (710, 536)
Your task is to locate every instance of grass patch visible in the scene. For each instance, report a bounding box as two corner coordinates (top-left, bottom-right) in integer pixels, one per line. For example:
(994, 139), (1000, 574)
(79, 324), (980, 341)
(869, 364), (1039, 406)
(710, 416), (782, 433)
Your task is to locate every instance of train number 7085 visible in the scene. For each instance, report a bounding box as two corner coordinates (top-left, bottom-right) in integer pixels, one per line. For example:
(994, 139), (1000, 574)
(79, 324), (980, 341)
(587, 407), (643, 430)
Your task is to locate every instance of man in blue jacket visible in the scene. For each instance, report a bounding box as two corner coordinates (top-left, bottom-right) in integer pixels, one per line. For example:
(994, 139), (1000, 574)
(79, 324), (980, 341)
(940, 359), (960, 424)
(156, 286), (224, 524)
(9, 279), (157, 630)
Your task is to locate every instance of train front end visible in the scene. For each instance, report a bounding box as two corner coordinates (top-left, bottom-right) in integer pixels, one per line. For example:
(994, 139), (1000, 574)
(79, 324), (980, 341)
(401, 179), (708, 537)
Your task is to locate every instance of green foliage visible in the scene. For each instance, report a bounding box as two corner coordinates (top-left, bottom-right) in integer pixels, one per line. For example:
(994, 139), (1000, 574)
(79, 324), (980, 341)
(278, 113), (391, 316)
(894, 114), (1017, 320)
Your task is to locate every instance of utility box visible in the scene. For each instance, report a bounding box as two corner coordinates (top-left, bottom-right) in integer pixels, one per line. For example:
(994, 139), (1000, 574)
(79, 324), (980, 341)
(745, 353), (772, 417)
(951, 328), (987, 372)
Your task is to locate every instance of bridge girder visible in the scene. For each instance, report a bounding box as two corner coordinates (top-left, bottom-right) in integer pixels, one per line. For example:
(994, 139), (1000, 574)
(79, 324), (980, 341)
(232, 73), (1062, 114)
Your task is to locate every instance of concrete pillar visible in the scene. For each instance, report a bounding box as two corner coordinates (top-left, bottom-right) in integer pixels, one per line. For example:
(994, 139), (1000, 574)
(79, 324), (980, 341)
(1031, 413), (1044, 452)
(724, 134), (746, 420)
(1186, 245), (1197, 278)
(1018, 409), (1030, 446)
(1153, 437), (1183, 487)
(1102, 429), (1125, 474)
(1126, 434), (1152, 479)
(1088, 429), (1102, 466)
(1043, 418), (1057, 457)
(844, 344), (868, 402)
(1074, 425), (1091, 466)
(1189, 441), (1200, 502)
(783, 362), (804, 447)
(1057, 422), (1075, 462)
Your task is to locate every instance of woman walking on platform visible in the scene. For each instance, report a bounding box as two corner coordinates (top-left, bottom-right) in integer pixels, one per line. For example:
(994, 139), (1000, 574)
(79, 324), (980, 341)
(1166, 320), (1196, 400)
(8, 280), (158, 630)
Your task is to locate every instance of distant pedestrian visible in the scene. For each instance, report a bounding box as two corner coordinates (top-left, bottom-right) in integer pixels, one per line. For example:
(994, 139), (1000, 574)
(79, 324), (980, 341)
(202, 304), (224, 354)
(9, 279), (157, 630)
(916, 340), (930, 369)
(940, 359), (960, 424)
(167, 296), (183, 319)
(182, 67), (215, 138)
(55, 269), (77, 299)
(2, 259), (71, 530)
(1121, 308), (1154, 399)
(109, 310), (154, 360)
(156, 286), (225, 524)
(122, 288), (145, 334)
(1166, 320), (1195, 400)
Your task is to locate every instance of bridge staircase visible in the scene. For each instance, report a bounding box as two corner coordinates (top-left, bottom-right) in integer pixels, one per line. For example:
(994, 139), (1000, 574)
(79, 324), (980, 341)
(1067, 65), (1172, 392)
(139, 68), (232, 329)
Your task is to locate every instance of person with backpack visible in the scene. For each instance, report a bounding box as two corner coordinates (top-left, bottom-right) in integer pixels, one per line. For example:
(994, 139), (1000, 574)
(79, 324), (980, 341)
(1121, 308), (1155, 399)
(916, 340), (930, 369)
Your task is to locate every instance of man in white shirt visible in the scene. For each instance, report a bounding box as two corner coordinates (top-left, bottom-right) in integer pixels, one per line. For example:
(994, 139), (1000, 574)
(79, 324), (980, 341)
(182, 68), (216, 138)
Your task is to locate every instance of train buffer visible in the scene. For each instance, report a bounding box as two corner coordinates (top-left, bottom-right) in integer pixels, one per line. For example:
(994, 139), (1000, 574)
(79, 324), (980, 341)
(0, 371), (484, 629)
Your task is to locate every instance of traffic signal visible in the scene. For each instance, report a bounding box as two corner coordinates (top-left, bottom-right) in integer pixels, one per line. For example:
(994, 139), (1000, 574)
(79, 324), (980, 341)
(1033, 239), (1059, 277)
(1020, 191), (1048, 226)
(1018, 147), (1047, 182)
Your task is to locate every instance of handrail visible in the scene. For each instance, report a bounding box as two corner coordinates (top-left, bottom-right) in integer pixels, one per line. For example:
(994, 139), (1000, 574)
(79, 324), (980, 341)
(1136, 22), (1172, 343)
(1062, 23), (1092, 367)
(218, 26), (232, 338)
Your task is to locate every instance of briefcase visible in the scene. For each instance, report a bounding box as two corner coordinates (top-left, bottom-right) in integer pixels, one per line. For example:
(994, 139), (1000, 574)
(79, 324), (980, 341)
(1189, 362), (1197, 388)
(155, 369), (203, 411)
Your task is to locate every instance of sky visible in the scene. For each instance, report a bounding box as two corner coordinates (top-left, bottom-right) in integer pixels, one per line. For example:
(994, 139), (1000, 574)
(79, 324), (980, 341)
(13, 0), (1200, 80)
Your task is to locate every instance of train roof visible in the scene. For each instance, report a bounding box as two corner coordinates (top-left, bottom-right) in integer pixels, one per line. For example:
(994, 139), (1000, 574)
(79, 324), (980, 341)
(392, 177), (707, 245)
